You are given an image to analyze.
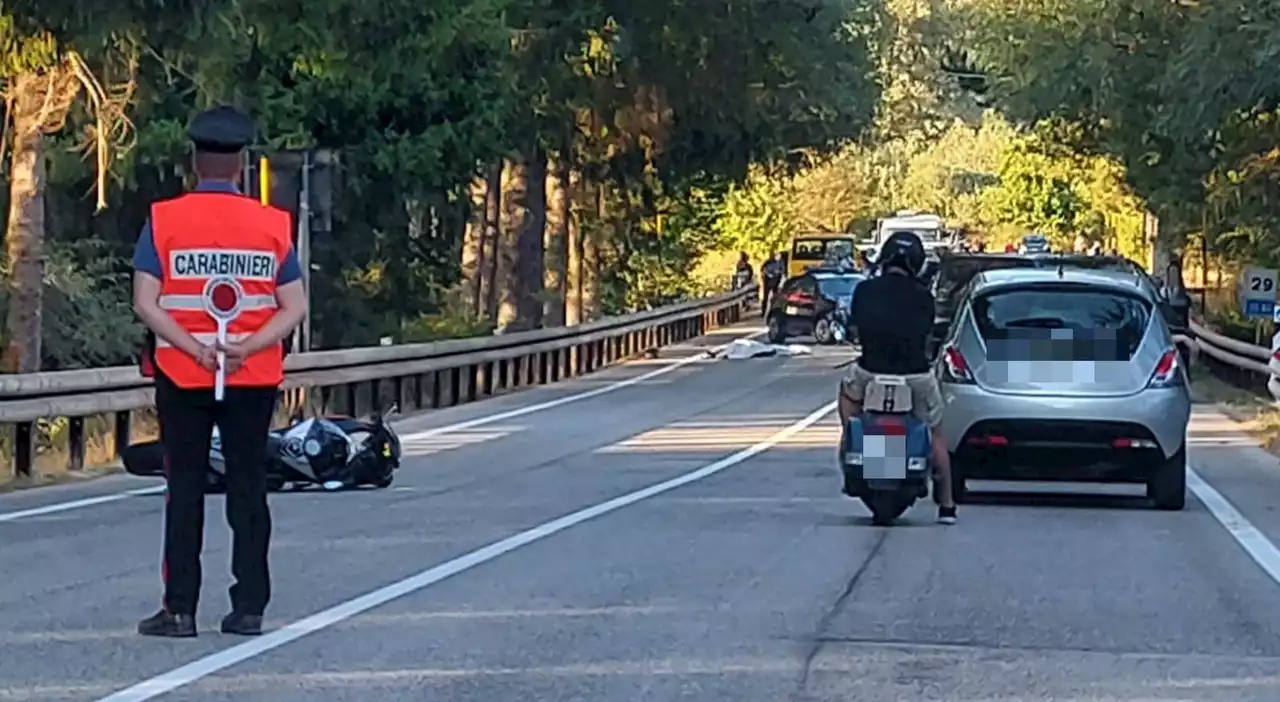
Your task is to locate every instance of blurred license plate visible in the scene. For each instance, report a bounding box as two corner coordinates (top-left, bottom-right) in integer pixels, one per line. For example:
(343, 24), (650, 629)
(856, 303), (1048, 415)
(785, 305), (802, 315)
(865, 455), (907, 480)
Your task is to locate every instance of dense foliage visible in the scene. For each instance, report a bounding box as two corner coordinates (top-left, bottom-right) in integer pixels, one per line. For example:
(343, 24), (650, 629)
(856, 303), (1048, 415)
(944, 0), (1280, 268)
(12, 0), (1278, 371)
(0, 0), (883, 370)
(701, 0), (1150, 266)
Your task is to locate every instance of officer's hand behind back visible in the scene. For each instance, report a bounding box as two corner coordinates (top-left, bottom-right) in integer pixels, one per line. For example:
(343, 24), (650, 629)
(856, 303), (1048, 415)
(194, 344), (218, 371)
(217, 340), (250, 375)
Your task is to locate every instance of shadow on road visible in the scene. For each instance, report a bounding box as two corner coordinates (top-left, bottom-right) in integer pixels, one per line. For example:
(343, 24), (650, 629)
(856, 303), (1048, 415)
(962, 489), (1152, 511)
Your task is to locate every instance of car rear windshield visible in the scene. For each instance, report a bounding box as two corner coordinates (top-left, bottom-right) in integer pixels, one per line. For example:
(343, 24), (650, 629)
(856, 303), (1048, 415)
(971, 284), (1152, 361)
(816, 275), (862, 298)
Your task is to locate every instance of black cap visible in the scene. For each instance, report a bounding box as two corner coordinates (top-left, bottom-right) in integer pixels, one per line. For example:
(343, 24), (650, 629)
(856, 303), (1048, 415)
(187, 105), (254, 153)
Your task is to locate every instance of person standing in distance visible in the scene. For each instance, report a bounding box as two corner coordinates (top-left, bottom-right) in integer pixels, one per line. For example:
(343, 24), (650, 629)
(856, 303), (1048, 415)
(760, 252), (784, 315)
(131, 106), (306, 637)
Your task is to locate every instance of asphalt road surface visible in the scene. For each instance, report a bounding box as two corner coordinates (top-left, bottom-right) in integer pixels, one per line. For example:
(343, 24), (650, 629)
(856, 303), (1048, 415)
(4, 323), (1280, 701)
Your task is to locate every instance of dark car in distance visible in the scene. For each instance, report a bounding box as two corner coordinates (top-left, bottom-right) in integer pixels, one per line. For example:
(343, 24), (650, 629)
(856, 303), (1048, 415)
(766, 269), (865, 344)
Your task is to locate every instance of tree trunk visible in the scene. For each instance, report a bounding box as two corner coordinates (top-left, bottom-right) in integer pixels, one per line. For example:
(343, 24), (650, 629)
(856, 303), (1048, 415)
(565, 167), (584, 326)
(495, 159), (522, 330)
(482, 162), (503, 321)
(460, 174), (488, 315)
(3, 75), (48, 373)
(582, 182), (603, 321)
(543, 153), (569, 326)
(513, 148), (547, 330)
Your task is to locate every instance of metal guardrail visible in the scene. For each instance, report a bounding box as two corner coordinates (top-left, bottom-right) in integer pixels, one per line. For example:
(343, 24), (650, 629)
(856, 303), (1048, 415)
(1187, 320), (1274, 375)
(1184, 319), (1280, 401)
(0, 286), (757, 479)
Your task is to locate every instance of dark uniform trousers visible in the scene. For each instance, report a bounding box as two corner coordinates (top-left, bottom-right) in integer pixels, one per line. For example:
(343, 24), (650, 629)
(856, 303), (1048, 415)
(761, 276), (781, 312)
(155, 371), (278, 616)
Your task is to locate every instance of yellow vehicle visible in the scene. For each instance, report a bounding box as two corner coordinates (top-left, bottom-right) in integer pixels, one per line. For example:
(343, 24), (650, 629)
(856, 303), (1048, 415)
(788, 234), (858, 277)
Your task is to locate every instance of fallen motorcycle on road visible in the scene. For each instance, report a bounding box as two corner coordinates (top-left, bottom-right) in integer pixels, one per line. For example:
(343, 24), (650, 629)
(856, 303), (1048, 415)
(122, 406), (403, 493)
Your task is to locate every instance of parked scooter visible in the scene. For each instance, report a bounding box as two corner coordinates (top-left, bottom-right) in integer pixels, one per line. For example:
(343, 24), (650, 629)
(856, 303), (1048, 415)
(839, 375), (933, 525)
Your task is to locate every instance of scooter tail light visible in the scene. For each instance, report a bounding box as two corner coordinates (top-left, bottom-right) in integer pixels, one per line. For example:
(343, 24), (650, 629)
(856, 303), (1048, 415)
(875, 416), (907, 435)
(941, 344), (975, 384)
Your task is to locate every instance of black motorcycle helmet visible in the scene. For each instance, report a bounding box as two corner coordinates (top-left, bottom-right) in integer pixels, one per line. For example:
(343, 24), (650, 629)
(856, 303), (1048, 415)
(878, 230), (927, 277)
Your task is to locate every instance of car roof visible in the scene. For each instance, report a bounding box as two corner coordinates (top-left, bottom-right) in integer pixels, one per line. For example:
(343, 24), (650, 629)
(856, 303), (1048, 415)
(973, 266), (1155, 299)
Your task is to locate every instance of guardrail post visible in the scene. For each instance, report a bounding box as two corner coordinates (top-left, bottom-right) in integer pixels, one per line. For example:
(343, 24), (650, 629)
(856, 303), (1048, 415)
(418, 372), (437, 408)
(443, 367), (459, 406)
(347, 383), (361, 416)
(113, 411), (132, 461)
(520, 355), (534, 387)
(67, 417), (85, 472)
(13, 421), (33, 477)
(393, 376), (412, 412)
(461, 365), (477, 402)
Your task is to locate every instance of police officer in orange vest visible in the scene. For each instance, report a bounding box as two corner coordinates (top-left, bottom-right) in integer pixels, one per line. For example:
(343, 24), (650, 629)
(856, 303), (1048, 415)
(131, 106), (306, 637)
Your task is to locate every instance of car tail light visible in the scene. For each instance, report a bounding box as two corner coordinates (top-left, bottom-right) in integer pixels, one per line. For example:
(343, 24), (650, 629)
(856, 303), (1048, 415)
(1147, 348), (1184, 388)
(1112, 438), (1158, 449)
(1273, 347), (1280, 362)
(940, 344), (974, 384)
(785, 292), (813, 304)
(967, 434), (1008, 447)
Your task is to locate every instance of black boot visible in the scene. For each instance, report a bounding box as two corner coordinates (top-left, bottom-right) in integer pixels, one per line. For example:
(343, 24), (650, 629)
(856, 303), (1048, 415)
(220, 612), (264, 636)
(138, 610), (197, 638)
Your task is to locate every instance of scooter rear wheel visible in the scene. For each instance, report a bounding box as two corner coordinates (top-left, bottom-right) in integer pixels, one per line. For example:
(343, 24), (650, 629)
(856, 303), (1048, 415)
(864, 492), (913, 526)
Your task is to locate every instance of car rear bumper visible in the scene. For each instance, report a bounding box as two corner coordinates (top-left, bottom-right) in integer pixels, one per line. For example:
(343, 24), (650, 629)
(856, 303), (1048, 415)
(938, 383), (1190, 466)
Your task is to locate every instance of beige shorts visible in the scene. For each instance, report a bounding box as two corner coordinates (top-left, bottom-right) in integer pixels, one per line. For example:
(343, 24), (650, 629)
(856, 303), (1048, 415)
(841, 365), (944, 427)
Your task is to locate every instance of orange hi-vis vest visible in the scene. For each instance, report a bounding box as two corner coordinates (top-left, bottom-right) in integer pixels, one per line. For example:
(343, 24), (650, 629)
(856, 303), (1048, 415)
(151, 192), (292, 389)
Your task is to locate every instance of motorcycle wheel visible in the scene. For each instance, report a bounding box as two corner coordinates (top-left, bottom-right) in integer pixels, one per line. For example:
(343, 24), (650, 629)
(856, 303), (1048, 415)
(372, 473), (394, 489)
(814, 318), (832, 344)
(863, 492), (914, 526)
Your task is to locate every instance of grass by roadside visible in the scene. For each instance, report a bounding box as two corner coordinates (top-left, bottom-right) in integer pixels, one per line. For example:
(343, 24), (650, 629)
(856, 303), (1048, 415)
(1190, 366), (1280, 456)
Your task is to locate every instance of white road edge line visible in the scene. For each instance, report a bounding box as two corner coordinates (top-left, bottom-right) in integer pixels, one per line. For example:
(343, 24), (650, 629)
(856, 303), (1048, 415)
(0, 329), (767, 524)
(1187, 464), (1280, 584)
(89, 400), (837, 702)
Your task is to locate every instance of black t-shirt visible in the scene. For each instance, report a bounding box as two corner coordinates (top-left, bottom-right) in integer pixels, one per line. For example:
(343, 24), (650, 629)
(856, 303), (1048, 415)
(849, 272), (934, 374)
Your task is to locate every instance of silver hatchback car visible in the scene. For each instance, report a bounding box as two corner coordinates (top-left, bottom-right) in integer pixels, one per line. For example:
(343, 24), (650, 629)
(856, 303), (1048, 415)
(936, 266), (1191, 509)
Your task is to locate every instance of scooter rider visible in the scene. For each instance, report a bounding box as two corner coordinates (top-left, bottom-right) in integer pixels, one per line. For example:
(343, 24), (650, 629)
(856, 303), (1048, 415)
(838, 230), (957, 525)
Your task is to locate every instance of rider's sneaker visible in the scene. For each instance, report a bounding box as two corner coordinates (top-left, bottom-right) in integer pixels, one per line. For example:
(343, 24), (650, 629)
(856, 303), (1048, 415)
(937, 506), (957, 525)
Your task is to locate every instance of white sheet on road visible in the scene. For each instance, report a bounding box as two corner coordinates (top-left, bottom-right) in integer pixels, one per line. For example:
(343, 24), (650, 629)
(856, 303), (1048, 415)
(722, 338), (812, 359)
